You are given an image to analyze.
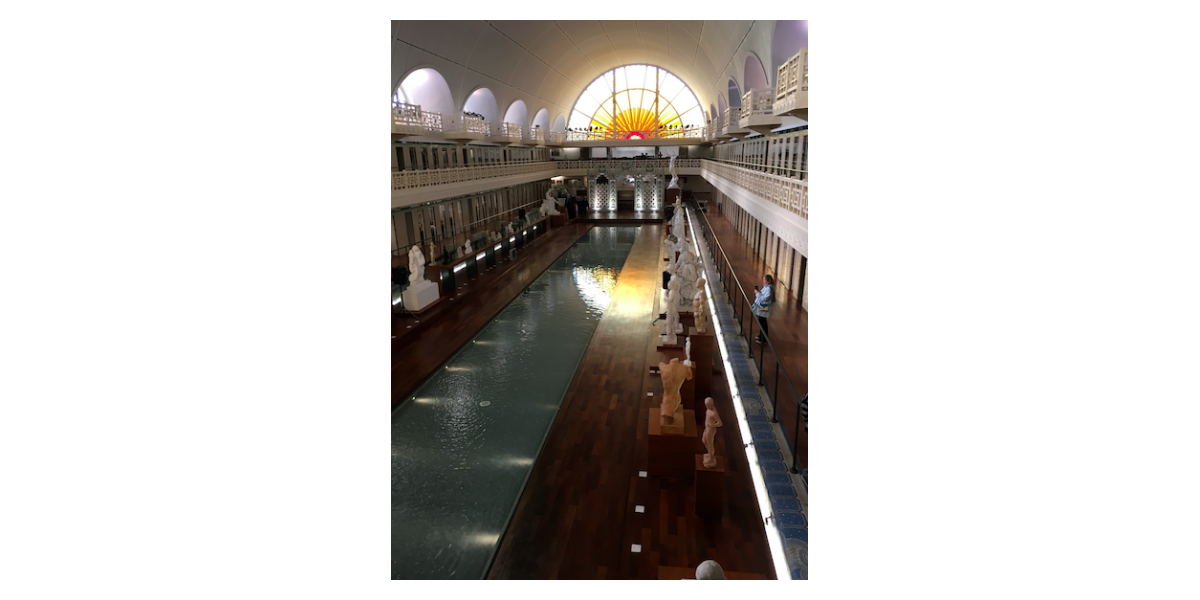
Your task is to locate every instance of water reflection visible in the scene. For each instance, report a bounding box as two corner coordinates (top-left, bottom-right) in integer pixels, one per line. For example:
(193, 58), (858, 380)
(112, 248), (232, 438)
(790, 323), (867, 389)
(573, 266), (619, 312)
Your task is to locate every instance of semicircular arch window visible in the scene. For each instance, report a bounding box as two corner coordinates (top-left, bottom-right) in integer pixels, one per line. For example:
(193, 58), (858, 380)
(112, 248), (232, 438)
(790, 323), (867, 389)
(568, 65), (704, 138)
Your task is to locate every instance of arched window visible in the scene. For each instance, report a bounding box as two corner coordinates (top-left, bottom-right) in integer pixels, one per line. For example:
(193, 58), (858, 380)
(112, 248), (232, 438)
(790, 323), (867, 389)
(568, 65), (703, 139)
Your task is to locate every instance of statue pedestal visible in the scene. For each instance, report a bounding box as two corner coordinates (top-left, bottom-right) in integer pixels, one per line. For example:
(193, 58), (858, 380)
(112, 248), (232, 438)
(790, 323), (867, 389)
(400, 280), (440, 312)
(550, 213), (568, 228)
(687, 327), (715, 399)
(647, 408), (697, 479)
(694, 455), (726, 517)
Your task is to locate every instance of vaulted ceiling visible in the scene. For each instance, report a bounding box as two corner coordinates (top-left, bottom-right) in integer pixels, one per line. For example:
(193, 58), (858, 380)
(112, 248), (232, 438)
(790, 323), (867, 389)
(392, 21), (803, 128)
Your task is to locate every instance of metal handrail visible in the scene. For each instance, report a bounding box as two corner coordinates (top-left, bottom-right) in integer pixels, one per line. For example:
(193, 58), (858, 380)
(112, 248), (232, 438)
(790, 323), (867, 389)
(689, 201), (807, 473)
(391, 198), (546, 259)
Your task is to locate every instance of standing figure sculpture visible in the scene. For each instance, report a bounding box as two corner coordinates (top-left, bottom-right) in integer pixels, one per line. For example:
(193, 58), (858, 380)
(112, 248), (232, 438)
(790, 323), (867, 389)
(407, 244), (427, 284)
(667, 155), (680, 190)
(658, 358), (693, 427)
(701, 397), (723, 468)
(693, 276), (709, 334)
(675, 245), (701, 307)
(664, 276), (683, 344)
(464, 238), (473, 255)
(684, 336), (692, 366)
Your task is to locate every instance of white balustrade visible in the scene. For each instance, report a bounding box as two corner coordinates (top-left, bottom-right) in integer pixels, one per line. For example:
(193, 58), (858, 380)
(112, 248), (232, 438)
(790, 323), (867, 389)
(774, 48), (808, 118)
(442, 115), (487, 141)
(701, 159), (808, 220)
(392, 161), (557, 192)
(392, 101), (425, 135)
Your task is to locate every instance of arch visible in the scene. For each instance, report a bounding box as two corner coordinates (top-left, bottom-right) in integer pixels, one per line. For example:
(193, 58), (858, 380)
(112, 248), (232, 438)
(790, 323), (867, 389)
(551, 114), (566, 132)
(531, 108), (550, 130)
(394, 67), (455, 115)
(709, 104), (718, 124)
(727, 78), (742, 108)
(568, 64), (705, 137)
(744, 52), (769, 90)
(462, 86), (499, 122)
(771, 20), (808, 77)
(503, 99), (528, 127)
(717, 94), (727, 116)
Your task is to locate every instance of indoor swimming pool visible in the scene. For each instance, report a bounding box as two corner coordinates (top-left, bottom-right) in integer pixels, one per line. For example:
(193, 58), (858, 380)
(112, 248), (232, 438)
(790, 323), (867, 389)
(391, 226), (638, 579)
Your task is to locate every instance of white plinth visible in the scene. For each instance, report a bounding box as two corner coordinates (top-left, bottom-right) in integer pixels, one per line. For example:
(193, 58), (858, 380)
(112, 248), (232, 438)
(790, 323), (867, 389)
(401, 280), (440, 311)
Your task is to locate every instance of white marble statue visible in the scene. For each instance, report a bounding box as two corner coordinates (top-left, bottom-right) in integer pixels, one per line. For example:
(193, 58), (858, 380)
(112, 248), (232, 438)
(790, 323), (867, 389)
(407, 244), (427, 284)
(693, 276), (708, 334)
(684, 336), (692, 366)
(674, 244), (701, 307)
(702, 396), (724, 469)
(667, 155), (680, 190)
(505, 222), (515, 236)
(665, 276), (683, 344)
(464, 239), (473, 254)
(695, 559), (726, 580)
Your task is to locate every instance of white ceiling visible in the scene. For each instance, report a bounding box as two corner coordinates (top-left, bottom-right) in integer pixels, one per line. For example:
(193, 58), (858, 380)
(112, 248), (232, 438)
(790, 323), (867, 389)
(392, 20), (796, 128)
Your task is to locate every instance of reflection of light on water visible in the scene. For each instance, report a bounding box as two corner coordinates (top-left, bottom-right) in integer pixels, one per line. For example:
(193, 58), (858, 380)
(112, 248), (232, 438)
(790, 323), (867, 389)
(494, 456), (534, 467)
(573, 266), (618, 311)
(465, 532), (500, 546)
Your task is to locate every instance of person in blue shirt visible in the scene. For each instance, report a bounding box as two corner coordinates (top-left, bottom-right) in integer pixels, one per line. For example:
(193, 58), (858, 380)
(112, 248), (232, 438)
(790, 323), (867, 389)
(752, 274), (775, 344)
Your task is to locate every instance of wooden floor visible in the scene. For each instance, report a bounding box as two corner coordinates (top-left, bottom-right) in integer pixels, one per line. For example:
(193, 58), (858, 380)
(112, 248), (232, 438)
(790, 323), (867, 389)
(701, 207), (808, 457)
(391, 221), (593, 408)
(486, 223), (775, 579)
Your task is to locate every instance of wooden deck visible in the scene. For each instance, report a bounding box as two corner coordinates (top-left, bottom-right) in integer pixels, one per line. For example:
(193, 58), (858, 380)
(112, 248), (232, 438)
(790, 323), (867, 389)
(485, 222), (775, 579)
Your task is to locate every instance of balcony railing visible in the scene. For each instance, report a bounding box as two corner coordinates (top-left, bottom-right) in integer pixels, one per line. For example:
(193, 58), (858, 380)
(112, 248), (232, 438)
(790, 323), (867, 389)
(442, 115), (487, 141)
(740, 89), (775, 120)
(774, 48), (808, 117)
(701, 159), (808, 220)
(392, 161), (557, 192)
(553, 158), (701, 172)
(522, 127), (546, 146)
(488, 122), (523, 144)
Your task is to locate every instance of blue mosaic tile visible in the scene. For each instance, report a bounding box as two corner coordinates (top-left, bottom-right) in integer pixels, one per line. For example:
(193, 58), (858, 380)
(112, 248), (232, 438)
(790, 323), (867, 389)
(752, 430), (775, 441)
(775, 511), (807, 527)
(755, 440), (779, 451)
(764, 472), (791, 484)
(758, 450), (783, 462)
(746, 414), (768, 422)
(770, 496), (800, 511)
(780, 527), (808, 542)
(769, 484), (797, 498)
(750, 422), (771, 431)
(791, 567), (807, 580)
(759, 460), (786, 471)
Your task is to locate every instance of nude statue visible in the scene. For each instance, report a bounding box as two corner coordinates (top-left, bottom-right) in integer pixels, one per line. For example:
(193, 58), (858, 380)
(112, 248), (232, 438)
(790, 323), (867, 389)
(664, 276), (682, 344)
(693, 276), (708, 334)
(667, 155), (680, 190)
(685, 336), (692, 366)
(464, 238), (473, 254)
(659, 358), (693, 427)
(701, 397), (723, 468)
(543, 186), (563, 216)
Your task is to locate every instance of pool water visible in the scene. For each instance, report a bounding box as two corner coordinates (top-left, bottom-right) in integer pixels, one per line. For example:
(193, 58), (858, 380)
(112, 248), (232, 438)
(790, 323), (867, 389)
(391, 226), (639, 579)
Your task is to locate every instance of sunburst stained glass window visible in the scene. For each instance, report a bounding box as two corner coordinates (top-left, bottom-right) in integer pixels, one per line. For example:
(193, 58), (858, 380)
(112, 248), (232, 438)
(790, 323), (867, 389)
(568, 65), (704, 139)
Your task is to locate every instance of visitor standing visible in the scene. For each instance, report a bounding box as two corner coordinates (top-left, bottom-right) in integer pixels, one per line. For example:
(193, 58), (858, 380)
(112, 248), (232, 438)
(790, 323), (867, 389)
(752, 274), (775, 344)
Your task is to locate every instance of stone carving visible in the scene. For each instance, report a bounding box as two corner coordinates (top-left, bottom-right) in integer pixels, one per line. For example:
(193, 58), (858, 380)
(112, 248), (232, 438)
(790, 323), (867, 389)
(664, 276), (683, 344)
(464, 239), (473, 254)
(674, 244), (701, 307)
(542, 187), (562, 216)
(658, 358), (693, 427)
(701, 397), (723, 468)
(407, 244), (427, 284)
(667, 155), (680, 190)
(684, 336), (692, 366)
(693, 276), (708, 334)
(505, 222), (515, 236)
(695, 560), (726, 580)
